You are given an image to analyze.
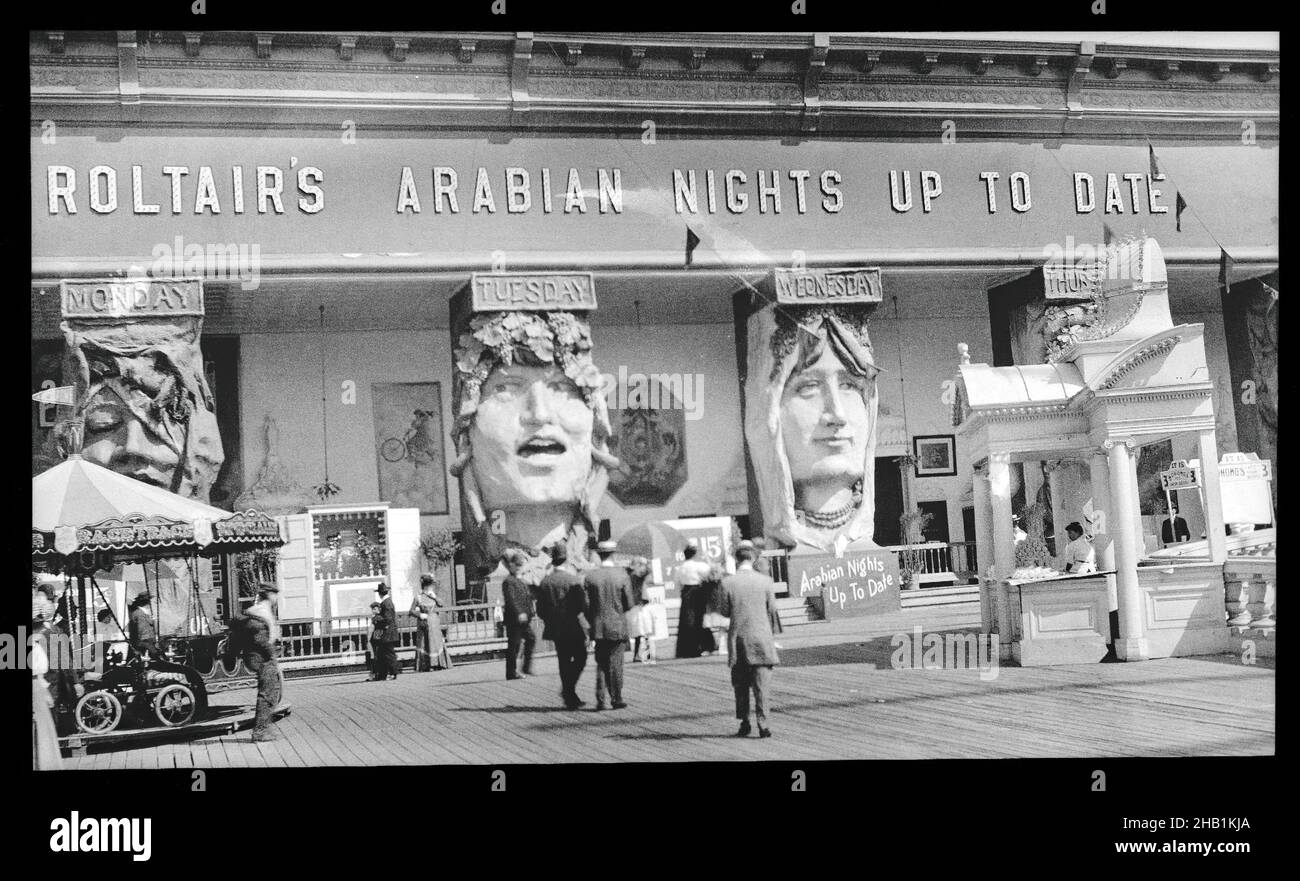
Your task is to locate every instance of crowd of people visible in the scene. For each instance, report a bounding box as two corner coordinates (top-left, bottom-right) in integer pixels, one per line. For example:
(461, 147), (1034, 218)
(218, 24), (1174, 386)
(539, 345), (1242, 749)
(496, 538), (783, 736)
(33, 533), (788, 767)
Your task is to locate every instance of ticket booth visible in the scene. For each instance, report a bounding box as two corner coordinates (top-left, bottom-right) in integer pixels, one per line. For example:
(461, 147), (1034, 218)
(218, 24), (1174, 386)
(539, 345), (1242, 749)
(954, 236), (1233, 664)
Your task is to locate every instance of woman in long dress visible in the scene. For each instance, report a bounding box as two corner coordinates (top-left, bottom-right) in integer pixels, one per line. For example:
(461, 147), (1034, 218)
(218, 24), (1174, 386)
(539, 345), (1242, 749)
(410, 576), (453, 672)
(31, 601), (64, 771)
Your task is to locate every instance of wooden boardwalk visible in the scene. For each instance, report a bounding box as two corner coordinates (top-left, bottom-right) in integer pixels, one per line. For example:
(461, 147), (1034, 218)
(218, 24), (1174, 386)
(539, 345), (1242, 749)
(59, 605), (1274, 768)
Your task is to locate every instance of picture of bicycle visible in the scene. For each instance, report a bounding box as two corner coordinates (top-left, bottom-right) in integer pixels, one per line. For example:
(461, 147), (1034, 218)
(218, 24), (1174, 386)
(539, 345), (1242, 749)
(380, 409), (440, 466)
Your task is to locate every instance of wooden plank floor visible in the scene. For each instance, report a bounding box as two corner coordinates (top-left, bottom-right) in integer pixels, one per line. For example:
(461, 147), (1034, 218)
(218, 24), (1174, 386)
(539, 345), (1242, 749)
(59, 606), (1274, 768)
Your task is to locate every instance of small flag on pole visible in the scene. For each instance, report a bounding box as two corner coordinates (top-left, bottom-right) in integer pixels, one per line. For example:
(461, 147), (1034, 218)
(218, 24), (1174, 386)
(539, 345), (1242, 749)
(1148, 144), (1161, 179)
(1103, 223), (1115, 245)
(1175, 192), (1187, 232)
(1219, 247), (1234, 293)
(685, 226), (701, 267)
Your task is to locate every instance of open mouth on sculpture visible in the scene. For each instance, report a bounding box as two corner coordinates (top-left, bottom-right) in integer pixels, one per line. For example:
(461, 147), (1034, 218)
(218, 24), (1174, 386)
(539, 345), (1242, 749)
(517, 436), (569, 459)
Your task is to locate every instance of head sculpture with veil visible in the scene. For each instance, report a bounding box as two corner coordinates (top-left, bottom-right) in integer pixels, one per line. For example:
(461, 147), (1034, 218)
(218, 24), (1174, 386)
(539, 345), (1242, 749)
(450, 309), (618, 575)
(744, 304), (881, 553)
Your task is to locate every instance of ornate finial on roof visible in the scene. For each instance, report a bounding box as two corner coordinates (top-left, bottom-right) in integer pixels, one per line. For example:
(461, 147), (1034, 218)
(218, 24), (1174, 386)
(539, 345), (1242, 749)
(958, 342), (970, 365)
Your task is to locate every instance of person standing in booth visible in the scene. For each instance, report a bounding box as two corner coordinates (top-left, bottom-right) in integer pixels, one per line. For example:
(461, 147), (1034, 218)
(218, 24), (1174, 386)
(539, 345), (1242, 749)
(501, 551), (537, 681)
(584, 540), (635, 710)
(1161, 504), (1191, 546)
(1062, 522), (1097, 575)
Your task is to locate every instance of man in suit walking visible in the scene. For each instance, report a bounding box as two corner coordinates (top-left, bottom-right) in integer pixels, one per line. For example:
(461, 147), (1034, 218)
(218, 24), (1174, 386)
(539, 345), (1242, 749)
(535, 545), (589, 710)
(502, 550), (537, 681)
(584, 540), (635, 710)
(718, 542), (781, 738)
(373, 583), (400, 680)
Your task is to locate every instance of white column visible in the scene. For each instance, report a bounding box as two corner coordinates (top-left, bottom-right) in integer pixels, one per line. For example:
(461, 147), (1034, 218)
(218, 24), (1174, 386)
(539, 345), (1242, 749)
(1128, 450), (1146, 559)
(987, 452), (1015, 658)
(1107, 439), (1148, 661)
(972, 464), (994, 633)
(1046, 462), (1067, 561)
(1087, 451), (1117, 570)
(1088, 449), (1117, 614)
(988, 452), (1015, 578)
(1198, 428), (1228, 563)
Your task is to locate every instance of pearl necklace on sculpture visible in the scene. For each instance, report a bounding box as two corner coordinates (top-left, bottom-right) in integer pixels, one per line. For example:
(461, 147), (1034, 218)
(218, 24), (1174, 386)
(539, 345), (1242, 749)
(796, 482), (863, 531)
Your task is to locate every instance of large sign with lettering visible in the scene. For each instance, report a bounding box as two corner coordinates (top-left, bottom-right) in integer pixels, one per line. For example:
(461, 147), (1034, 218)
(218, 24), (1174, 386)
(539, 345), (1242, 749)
(470, 272), (596, 311)
(60, 278), (204, 319)
(1218, 453), (1274, 526)
(774, 267), (881, 305)
(786, 548), (902, 618)
(32, 134), (1276, 271)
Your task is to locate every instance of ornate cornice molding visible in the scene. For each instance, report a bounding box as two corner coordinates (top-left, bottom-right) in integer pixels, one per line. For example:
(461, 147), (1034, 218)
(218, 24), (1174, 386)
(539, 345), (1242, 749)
(31, 31), (1279, 137)
(1097, 335), (1181, 391)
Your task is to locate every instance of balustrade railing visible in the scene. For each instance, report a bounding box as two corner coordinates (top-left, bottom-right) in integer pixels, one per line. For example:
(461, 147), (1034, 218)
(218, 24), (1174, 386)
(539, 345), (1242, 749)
(277, 602), (503, 662)
(760, 540), (980, 588)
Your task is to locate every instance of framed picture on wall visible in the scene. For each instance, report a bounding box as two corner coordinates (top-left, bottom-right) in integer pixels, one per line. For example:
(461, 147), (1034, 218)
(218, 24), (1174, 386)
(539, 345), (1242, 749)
(913, 435), (957, 477)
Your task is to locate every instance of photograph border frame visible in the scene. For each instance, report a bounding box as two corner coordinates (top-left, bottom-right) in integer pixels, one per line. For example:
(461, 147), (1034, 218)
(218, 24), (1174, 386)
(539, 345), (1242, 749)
(913, 434), (957, 478)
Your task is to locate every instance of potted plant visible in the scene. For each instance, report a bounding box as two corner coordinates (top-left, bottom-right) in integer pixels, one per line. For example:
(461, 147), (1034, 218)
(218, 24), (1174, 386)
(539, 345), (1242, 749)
(897, 509), (934, 590)
(419, 526), (462, 603)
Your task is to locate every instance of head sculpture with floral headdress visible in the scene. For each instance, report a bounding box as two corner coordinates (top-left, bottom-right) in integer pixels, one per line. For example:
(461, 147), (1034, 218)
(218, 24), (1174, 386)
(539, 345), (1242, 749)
(744, 304), (880, 552)
(451, 310), (618, 568)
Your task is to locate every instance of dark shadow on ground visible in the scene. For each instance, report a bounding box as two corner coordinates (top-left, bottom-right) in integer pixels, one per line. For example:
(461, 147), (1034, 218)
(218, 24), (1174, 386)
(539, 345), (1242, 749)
(605, 732), (747, 741)
(449, 705), (576, 714)
(777, 634), (916, 668)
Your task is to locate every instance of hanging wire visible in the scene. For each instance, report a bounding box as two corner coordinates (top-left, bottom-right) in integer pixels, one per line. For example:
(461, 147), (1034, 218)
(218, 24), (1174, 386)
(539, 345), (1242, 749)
(320, 304), (330, 486)
(892, 294), (910, 440)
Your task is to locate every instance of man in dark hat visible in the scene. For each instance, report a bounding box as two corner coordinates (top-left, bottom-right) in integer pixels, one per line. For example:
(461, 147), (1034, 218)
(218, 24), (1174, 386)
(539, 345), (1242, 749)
(584, 540), (635, 710)
(227, 581), (283, 741)
(501, 551), (537, 681)
(372, 583), (400, 680)
(535, 544), (589, 710)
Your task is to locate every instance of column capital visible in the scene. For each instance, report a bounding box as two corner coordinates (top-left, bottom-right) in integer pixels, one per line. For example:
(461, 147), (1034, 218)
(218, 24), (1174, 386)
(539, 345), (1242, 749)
(1102, 437), (1137, 452)
(988, 450), (1012, 465)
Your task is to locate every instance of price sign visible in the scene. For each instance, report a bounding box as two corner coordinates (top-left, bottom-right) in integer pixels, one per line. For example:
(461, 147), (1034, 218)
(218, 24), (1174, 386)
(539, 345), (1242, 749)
(1160, 467), (1200, 491)
(786, 548), (902, 618)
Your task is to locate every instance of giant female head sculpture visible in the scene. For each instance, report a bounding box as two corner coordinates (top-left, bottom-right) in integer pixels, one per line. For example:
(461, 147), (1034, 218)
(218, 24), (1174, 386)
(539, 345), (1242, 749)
(451, 310), (617, 569)
(744, 305), (880, 552)
(62, 317), (223, 502)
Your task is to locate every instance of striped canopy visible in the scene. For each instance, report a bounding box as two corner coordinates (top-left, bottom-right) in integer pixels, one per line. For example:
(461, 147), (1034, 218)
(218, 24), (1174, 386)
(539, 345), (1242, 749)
(32, 455), (282, 561)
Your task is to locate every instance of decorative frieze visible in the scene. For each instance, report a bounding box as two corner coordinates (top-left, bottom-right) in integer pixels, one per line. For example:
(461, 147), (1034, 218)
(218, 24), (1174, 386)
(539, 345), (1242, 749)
(1096, 336), (1181, 391)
